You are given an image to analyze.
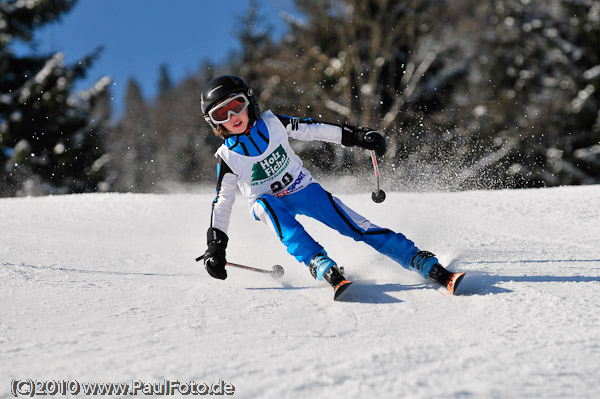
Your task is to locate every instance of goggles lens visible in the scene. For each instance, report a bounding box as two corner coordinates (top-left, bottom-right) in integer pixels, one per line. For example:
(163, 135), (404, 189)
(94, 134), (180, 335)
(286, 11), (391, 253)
(209, 94), (249, 124)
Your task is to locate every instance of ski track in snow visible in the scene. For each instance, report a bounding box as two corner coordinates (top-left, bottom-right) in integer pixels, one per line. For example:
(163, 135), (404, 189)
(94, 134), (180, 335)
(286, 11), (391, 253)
(1, 186), (599, 398)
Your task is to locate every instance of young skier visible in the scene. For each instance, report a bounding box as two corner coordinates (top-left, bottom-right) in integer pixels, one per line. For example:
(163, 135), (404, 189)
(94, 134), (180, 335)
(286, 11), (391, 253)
(199, 75), (464, 296)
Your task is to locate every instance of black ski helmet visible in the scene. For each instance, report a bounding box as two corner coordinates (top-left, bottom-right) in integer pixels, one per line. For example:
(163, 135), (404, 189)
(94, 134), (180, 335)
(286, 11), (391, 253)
(201, 75), (260, 130)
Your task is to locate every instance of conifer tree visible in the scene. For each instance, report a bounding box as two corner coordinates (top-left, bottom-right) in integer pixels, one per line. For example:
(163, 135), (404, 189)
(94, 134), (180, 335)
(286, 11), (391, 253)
(108, 78), (156, 192)
(558, 0), (600, 184)
(0, 0), (110, 196)
(157, 63), (173, 97)
(473, 0), (600, 187)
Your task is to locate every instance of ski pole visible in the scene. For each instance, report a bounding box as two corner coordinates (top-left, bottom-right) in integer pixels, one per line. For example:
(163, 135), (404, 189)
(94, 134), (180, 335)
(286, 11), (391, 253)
(226, 262), (285, 279)
(196, 255), (284, 279)
(370, 150), (386, 203)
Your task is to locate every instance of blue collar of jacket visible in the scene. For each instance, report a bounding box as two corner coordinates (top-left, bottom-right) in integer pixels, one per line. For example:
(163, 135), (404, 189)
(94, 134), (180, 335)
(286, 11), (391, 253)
(224, 119), (270, 156)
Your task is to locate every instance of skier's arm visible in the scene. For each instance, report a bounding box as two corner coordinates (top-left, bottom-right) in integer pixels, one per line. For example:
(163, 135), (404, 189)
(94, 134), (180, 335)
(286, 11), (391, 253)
(204, 156), (237, 280)
(210, 156), (237, 234)
(276, 115), (386, 156)
(276, 115), (342, 143)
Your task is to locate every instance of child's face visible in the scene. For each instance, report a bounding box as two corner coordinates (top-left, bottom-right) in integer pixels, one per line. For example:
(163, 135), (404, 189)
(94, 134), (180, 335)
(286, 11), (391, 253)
(221, 108), (249, 134)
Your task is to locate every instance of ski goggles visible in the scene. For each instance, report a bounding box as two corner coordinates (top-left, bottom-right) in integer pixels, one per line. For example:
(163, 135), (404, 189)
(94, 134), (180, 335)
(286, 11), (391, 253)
(208, 93), (249, 124)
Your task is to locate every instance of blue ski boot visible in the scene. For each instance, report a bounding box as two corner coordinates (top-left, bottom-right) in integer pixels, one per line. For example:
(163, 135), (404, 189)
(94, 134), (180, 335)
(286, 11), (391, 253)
(411, 251), (466, 295)
(309, 252), (343, 285)
(410, 251), (441, 278)
(309, 252), (352, 299)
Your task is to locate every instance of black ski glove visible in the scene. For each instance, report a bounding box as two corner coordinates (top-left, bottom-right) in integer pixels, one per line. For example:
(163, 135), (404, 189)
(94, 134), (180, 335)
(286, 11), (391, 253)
(341, 124), (387, 156)
(203, 227), (229, 280)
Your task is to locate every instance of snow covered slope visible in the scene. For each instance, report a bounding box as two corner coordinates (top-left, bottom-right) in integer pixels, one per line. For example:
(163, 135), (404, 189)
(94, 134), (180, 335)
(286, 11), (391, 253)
(1, 186), (599, 399)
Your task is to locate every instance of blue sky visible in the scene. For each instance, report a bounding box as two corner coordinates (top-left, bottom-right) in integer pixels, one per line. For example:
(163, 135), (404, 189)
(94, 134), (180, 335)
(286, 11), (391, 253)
(22, 0), (294, 117)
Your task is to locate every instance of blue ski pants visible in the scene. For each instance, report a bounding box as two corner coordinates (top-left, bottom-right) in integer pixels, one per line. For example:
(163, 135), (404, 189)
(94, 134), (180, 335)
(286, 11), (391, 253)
(252, 183), (426, 277)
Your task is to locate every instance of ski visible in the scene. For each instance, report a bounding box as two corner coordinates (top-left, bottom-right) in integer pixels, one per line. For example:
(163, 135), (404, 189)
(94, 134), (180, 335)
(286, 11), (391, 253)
(333, 279), (353, 300)
(445, 272), (466, 295)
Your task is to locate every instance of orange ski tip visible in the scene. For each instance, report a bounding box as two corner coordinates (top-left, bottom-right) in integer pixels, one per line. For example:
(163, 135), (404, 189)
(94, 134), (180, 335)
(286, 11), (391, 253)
(335, 280), (351, 289)
(333, 279), (353, 300)
(447, 272), (466, 295)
